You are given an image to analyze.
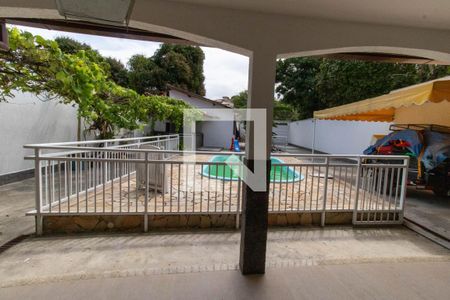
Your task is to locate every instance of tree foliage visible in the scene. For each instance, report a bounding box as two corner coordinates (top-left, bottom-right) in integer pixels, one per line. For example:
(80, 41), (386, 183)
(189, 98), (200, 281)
(55, 36), (128, 87)
(128, 44), (205, 95)
(54, 37), (206, 96)
(104, 56), (129, 87)
(230, 90), (248, 109)
(231, 90), (299, 121)
(276, 57), (450, 119)
(0, 28), (194, 139)
(127, 54), (161, 95)
(276, 58), (321, 120)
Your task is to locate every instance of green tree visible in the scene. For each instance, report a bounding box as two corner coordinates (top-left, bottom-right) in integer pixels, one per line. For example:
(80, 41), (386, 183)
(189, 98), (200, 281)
(231, 90), (298, 121)
(128, 54), (162, 95)
(55, 36), (93, 54)
(0, 28), (193, 139)
(104, 57), (129, 87)
(56, 37), (129, 87)
(128, 44), (206, 95)
(273, 101), (299, 121)
(153, 44), (206, 95)
(231, 90), (248, 109)
(55, 36), (106, 65)
(316, 60), (417, 107)
(276, 57), (450, 119)
(276, 57), (321, 119)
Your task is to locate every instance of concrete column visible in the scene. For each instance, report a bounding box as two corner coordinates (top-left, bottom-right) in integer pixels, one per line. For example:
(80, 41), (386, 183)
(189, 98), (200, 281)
(239, 51), (276, 275)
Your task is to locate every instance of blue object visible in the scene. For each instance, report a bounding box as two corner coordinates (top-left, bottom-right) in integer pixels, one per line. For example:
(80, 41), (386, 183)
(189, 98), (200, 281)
(364, 129), (450, 171)
(233, 139), (241, 152)
(422, 131), (450, 170)
(363, 129), (423, 156)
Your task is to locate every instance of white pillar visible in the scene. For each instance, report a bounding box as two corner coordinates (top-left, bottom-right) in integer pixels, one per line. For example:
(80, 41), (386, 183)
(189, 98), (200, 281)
(245, 51), (277, 159)
(239, 51), (277, 275)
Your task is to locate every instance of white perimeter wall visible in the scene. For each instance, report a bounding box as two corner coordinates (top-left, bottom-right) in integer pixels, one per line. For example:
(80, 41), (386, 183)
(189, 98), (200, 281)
(0, 92), (79, 176)
(288, 118), (391, 154)
(273, 121), (289, 137)
(169, 89), (234, 148)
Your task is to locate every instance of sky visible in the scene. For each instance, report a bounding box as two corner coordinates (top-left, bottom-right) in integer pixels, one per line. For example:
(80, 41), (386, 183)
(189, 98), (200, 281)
(10, 25), (249, 100)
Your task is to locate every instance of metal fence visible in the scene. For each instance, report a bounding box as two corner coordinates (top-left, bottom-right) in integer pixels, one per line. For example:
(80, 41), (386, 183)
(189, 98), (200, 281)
(267, 154), (409, 226)
(25, 135), (409, 234)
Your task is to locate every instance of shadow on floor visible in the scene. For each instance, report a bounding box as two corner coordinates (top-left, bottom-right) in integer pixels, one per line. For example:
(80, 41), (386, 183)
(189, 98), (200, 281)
(0, 177), (35, 247)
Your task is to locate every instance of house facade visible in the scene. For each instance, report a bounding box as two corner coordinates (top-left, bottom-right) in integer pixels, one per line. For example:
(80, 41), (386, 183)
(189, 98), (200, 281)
(154, 85), (235, 149)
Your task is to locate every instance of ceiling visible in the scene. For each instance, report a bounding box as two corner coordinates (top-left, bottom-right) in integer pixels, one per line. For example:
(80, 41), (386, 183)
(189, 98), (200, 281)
(168, 0), (450, 30)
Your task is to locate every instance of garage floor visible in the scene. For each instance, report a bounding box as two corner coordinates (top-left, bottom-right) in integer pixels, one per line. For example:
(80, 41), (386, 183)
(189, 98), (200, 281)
(405, 187), (450, 241)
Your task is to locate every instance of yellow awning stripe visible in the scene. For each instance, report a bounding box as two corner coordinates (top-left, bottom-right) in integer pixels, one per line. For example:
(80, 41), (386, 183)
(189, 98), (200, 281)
(313, 76), (450, 122)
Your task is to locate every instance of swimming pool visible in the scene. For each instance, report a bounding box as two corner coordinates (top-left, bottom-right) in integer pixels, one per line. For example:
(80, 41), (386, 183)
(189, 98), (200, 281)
(201, 155), (303, 182)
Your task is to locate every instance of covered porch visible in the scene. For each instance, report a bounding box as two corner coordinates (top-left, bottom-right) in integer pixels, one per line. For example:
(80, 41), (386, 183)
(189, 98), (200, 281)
(2, 0), (450, 277)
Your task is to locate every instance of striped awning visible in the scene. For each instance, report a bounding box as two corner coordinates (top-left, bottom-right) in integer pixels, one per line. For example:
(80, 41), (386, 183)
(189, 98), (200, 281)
(313, 76), (450, 122)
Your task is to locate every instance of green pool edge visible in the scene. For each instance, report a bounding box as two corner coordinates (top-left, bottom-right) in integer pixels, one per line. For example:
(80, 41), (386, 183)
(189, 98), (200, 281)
(200, 155), (304, 182)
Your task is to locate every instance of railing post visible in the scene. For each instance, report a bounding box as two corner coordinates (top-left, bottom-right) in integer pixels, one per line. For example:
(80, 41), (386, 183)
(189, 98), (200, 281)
(144, 152), (149, 232)
(236, 165), (242, 229)
(320, 157), (329, 227)
(398, 157), (410, 223)
(104, 142), (109, 182)
(352, 156), (362, 224)
(34, 148), (43, 235)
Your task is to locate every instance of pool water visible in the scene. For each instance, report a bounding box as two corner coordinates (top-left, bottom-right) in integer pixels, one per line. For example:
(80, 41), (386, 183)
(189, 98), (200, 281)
(201, 155), (303, 182)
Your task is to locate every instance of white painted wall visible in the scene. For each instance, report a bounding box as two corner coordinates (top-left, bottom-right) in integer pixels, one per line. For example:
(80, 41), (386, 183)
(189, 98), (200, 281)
(288, 118), (391, 154)
(153, 120), (167, 132)
(196, 121), (232, 148)
(0, 92), (79, 176)
(273, 121), (289, 137)
(168, 89), (234, 148)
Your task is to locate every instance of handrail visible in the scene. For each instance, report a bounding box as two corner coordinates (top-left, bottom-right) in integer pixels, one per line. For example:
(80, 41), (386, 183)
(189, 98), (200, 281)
(24, 134), (180, 148)
(24, 144), (409, 160)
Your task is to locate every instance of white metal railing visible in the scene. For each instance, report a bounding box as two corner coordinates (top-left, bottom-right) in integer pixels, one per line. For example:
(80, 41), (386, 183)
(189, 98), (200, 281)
(267, 154), (409, 226)
(24, 135), (409, 234)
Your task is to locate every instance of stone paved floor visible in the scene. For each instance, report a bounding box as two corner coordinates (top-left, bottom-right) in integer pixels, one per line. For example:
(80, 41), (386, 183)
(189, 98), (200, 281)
(0, 178), (35, 247)
(0, 227), (448, 290)
(3, 261), (450, 300)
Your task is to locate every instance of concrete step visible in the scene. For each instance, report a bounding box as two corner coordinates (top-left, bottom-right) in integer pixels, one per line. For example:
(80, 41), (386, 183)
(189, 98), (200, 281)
(404, 218), (450, 250)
